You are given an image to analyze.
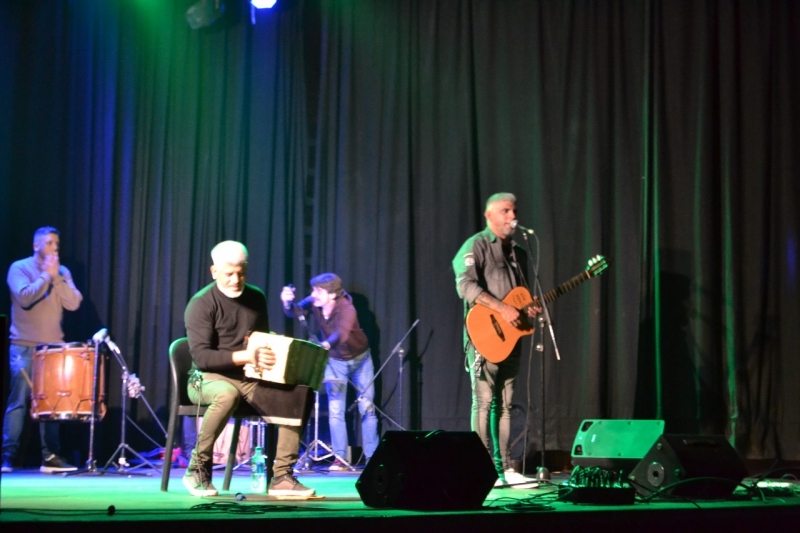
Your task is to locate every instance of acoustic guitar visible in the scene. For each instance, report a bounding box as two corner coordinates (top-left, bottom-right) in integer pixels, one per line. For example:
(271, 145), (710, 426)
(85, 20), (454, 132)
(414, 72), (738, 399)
(465, 255), (609, 363)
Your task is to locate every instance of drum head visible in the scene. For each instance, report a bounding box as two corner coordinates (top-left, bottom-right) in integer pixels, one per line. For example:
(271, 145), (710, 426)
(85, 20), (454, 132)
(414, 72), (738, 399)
(35, 342), (90, 352)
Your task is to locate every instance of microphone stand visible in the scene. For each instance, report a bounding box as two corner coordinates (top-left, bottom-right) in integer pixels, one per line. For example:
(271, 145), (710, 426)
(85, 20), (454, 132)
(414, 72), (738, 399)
(102, 337), (163, 475)
(519, 231), (560, 482)
(398, 348), (405, 429)
(289, 300), (354, 470)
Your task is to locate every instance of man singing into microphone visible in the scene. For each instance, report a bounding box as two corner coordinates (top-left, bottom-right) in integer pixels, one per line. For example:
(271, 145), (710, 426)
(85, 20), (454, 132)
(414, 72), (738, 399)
(280, 274), (378, 471)
(452, 193), (539, 487)
(2, 227), (81, 474)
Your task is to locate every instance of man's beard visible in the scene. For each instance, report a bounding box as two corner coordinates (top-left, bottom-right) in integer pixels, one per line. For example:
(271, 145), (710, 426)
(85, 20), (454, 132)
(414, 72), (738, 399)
(218, 285), (244, 298)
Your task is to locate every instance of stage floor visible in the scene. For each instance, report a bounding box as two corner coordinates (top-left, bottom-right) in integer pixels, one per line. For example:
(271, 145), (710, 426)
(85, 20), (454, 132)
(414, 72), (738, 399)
(2, 465), (799, 532)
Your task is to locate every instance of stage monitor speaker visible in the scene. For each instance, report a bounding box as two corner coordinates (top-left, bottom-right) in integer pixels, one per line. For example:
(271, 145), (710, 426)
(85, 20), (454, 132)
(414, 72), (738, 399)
(356, 430), (497, 510)
(628, 434), (747, 500)
(571, 419), (665, 475)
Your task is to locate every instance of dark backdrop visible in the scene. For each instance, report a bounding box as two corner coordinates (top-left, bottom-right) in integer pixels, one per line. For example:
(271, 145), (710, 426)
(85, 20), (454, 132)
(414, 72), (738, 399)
(1, 0), (797, 466)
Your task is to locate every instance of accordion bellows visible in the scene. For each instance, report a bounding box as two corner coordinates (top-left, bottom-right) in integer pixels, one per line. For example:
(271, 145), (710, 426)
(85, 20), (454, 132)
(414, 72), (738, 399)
(244, 331), (329, 391)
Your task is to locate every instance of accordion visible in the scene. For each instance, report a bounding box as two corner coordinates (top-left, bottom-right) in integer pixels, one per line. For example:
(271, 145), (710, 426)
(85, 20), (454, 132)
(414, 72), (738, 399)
(243, 331), (329, 391)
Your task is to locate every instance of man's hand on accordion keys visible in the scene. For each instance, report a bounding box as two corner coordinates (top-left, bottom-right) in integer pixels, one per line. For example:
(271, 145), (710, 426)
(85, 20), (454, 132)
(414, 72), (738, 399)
(253, 345), (276, 371)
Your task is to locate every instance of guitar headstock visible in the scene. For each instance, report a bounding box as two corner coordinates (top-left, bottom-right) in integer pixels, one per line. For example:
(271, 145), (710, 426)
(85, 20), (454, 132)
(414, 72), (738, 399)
(585, 255), (609, 277)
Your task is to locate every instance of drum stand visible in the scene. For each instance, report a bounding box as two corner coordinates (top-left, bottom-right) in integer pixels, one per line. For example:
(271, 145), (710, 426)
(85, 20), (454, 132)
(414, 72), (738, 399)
(65, 338), (105, 477)
(102, 337), (163, 475)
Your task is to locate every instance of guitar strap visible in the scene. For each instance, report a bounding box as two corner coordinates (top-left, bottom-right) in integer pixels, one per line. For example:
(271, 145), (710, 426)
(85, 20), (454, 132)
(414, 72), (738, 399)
(473, 352), (485, 378)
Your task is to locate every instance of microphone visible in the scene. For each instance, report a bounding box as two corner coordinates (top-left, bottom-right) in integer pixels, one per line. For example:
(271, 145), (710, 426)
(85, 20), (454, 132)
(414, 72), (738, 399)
(511, 220), (535, 235)
(296, 296), (314, 309)
(92, 328), (109, 343)
(106, 338), (122, 354)
(286, 283), (313, 308)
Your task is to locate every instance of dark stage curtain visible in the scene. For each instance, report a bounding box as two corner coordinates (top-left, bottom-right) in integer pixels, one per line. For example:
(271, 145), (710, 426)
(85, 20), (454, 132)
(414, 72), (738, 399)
(0, 0), (310, 460)
(1, 0), (798, 464)
(312, 0), (799, 461)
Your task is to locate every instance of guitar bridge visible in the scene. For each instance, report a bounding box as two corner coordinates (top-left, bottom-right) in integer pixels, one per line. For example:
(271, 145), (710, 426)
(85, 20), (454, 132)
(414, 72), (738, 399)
(490, 315), (506, 341)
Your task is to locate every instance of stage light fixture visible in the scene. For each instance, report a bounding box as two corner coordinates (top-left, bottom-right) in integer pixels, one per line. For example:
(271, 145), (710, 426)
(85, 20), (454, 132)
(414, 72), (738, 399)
(251, 0), (277, 8)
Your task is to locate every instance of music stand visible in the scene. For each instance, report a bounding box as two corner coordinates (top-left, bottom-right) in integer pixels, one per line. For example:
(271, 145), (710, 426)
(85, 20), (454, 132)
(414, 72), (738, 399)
(347, 319), (418, 430)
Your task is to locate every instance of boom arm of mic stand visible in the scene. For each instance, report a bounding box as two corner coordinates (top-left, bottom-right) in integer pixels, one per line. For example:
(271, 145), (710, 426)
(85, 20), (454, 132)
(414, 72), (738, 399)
(104, 337), (168, 437)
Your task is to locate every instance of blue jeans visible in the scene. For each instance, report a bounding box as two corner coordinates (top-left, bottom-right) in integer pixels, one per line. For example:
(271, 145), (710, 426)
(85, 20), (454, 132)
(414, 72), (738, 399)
(468, 346), (521, 474)
(324, 351), (379, 460)
(2, 344), (60, 461)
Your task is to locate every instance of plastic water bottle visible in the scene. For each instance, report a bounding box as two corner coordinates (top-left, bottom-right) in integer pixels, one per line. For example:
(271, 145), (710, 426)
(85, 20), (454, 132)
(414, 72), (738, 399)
(251, 446), (266, 493)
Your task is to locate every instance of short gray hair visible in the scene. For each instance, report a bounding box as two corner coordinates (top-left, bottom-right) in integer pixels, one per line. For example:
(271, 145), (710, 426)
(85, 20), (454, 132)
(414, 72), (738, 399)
(485, 192), (516, 211)
(210, 240), (248, 266)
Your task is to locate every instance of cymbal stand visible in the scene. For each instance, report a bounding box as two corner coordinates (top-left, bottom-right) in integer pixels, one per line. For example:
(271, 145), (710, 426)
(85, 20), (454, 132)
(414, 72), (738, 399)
(102, 337), (161, 475)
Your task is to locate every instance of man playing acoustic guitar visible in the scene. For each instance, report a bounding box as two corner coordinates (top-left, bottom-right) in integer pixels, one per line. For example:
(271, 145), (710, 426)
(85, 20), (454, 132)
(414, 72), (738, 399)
(452, 193), (540, 488)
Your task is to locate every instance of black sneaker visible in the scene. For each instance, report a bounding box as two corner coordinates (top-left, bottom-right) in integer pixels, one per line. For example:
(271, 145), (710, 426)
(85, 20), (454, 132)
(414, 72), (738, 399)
(40, 454), (78, 474)
(182, 467), (218, 497)
(1, 457), (13, 473)
(268, 473), (316, 496)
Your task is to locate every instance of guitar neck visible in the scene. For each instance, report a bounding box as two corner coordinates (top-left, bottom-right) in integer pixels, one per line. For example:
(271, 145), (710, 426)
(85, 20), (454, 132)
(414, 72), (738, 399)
(526, 270), (594, 309)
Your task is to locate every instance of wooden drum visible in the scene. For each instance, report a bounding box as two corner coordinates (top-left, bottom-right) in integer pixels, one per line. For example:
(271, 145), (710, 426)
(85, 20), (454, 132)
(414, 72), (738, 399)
(30, 342), (107, 421)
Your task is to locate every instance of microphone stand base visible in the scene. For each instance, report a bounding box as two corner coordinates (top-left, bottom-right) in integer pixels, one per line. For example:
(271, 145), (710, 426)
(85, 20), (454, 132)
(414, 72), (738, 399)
(535, 466), (551, 481)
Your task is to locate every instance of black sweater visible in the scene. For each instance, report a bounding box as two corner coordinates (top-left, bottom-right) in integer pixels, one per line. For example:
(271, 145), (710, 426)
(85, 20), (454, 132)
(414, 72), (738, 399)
(184, 282), (270, 376)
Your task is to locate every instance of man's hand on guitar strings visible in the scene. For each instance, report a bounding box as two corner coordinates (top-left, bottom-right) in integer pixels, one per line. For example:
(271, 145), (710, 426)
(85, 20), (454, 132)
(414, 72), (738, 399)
(526, 303), (542, 319)
(500, 303), (522, 327)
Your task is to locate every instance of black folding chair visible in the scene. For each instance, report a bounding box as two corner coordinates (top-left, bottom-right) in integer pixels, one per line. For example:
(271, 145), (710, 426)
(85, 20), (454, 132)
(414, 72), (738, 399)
(160, 337), (277, 492)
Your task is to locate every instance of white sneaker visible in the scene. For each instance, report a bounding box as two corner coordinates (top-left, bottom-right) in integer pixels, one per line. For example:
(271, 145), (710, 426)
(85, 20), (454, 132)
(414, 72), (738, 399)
(503, 469), (539, 489)
(182, 468), (218, 497)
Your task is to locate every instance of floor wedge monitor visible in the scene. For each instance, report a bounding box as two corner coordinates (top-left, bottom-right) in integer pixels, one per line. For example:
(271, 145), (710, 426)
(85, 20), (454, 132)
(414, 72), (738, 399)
(356, 430), (497, 510)
(628, 434), (748, 499)
(571, 419), (665, 475)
